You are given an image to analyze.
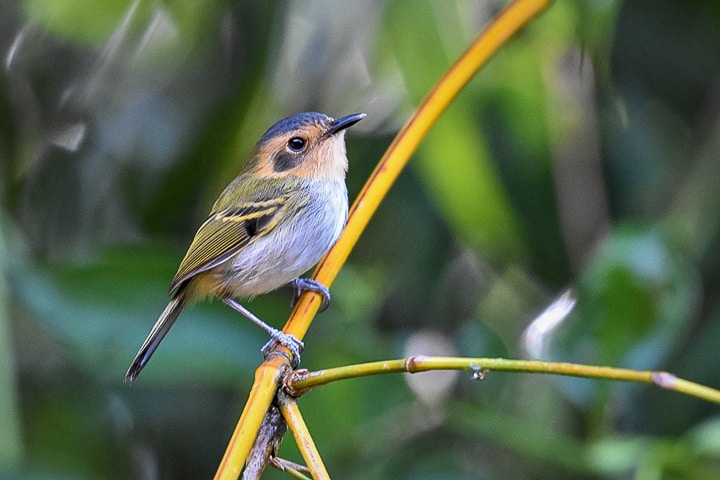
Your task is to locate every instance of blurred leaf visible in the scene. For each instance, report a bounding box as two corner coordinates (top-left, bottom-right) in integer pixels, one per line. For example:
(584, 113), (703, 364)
(688, 416), (720, 456)
(547, 226), (698, 406)
(415, 105), (525, 260)
(23, 0), (132, 45)
(0, 217), (23, 471)
(24, 386), (128, 479)
(380, 0), (524, 260)
(581, 226), (697, 367)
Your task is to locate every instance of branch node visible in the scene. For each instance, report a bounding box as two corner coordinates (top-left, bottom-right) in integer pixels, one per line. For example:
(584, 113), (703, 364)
(651, 371), (678, 389)
(405, 355), (430, 373)
(284, 368), (312, 397)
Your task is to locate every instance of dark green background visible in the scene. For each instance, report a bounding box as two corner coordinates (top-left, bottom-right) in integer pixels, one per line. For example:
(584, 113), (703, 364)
(2, 0), (720, 478)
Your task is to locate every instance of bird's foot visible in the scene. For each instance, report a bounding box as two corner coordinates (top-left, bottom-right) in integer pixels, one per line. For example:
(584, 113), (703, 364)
(291, 278), (331, 312)
(260, 330), (304, 366)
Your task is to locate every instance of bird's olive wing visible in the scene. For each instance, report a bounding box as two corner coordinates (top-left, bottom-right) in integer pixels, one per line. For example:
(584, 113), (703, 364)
(168, 196), (289, 293)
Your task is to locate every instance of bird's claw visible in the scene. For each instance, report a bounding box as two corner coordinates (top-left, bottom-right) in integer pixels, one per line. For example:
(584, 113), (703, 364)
(261, 329), (304, 366)
(291, 278), (331, 312)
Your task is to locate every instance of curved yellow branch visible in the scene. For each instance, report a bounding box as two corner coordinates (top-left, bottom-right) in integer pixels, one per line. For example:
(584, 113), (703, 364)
(214, 354), (291, 480)
(277, 391), (331, 479)
(214, 1), (552, 477)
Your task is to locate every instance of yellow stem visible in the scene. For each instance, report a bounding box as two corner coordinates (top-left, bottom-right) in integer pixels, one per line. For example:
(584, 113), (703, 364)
(278, 392), (331, 480)
(214, 355), (292, 480)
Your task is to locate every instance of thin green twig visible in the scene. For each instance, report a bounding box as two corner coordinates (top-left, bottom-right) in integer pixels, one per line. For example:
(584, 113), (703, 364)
(286, 356), (720, 405)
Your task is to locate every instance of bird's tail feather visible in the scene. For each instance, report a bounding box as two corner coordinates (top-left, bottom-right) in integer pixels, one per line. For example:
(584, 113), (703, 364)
(125, 294), (187, 383)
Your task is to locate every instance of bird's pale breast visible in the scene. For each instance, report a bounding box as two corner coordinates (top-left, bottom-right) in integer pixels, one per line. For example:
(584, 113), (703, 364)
(221, 178), (348, 297)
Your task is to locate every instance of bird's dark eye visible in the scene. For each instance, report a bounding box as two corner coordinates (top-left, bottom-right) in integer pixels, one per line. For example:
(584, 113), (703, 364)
(287, 136), (306, 152)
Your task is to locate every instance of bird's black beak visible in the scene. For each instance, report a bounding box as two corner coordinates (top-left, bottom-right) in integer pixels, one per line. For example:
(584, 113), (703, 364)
(327, 112), (367, 136)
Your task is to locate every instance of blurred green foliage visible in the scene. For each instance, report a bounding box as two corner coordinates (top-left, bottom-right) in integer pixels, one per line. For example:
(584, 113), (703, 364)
(2, 0), (720, 478)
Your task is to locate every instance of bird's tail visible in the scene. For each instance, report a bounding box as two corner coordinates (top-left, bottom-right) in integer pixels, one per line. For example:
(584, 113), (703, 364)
(125, 294), (187, 383)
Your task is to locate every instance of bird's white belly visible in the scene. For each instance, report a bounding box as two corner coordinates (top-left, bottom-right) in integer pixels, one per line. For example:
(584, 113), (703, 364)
(224, 181), (347, 297)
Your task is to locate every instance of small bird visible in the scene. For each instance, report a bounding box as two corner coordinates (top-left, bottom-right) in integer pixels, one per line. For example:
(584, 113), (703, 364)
(125, 111), (366, 383)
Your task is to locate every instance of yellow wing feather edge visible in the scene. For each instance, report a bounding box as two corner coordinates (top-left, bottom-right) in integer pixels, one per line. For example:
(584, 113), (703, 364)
(169, 196), (288, 293)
